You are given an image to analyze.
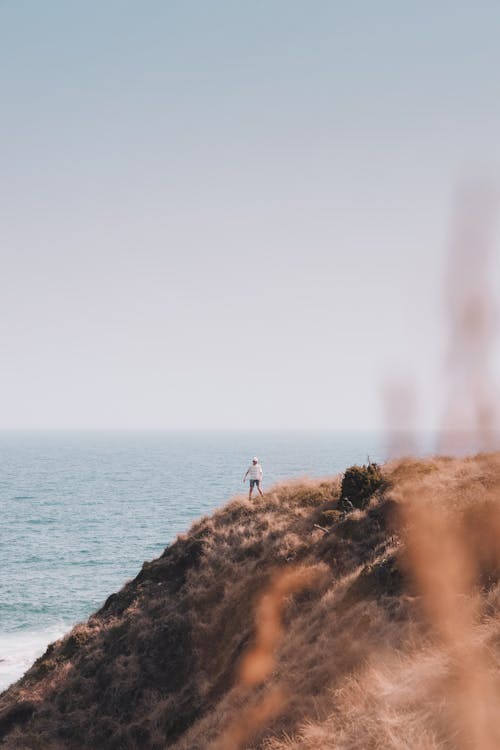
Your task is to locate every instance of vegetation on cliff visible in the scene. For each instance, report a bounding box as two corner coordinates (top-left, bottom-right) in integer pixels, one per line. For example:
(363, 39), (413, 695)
(2, 454), (500, 749)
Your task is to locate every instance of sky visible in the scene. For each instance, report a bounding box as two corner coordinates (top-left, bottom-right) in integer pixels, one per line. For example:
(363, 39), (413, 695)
(2, 1), (500, 430)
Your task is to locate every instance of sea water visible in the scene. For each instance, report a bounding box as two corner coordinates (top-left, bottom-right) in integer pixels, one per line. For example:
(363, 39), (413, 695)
(0, 430), (433, 691)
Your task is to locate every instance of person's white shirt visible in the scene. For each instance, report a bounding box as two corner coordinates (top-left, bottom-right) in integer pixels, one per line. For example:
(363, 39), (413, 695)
(248, 463), (263, 480)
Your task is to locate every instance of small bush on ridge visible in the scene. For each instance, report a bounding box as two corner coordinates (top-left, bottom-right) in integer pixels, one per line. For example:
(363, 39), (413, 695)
(340, 463), (385, 510)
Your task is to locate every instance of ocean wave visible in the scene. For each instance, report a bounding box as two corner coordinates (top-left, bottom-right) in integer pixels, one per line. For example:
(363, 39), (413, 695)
(0, 623), (69, 693)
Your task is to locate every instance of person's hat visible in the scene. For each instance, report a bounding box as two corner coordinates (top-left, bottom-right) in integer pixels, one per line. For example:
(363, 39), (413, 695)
(252, 457), (258, 462)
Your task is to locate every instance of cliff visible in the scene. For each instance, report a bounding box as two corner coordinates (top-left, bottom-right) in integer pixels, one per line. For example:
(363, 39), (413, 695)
(2, 454), (500, 749)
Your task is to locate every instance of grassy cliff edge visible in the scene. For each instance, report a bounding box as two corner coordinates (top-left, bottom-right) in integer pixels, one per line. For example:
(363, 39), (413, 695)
(2, 454), (500, 750)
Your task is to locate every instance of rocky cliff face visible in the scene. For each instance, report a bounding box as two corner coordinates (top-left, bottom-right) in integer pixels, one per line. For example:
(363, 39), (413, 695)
(2, 454), (500, 750)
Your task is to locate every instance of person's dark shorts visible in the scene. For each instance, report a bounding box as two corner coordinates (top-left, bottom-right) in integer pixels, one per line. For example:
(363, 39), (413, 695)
(250, 479), (261, 488)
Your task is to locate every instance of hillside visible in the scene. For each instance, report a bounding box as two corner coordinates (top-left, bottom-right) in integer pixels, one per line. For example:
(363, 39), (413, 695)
(2, 454), (500, 750)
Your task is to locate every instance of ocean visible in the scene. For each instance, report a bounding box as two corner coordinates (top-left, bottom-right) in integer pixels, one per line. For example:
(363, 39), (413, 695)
(0, 429), (434, 692)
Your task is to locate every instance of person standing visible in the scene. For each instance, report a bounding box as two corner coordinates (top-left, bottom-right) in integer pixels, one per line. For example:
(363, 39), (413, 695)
(243, 457), (264, 499)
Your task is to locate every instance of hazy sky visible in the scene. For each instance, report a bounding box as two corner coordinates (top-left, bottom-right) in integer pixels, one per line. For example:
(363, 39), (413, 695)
(2, 1), (500, 429)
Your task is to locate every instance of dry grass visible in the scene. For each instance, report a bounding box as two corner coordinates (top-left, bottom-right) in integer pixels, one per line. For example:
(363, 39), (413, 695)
(2, 457), (500, 749)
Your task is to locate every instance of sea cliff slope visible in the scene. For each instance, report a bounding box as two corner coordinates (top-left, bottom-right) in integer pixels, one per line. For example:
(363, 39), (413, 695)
(2, 454), (500, 750)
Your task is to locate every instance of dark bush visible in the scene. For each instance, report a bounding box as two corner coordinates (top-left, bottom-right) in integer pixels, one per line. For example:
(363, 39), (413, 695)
(320, 510), (342, 526)
(340, 463), (385, 510)
(61, 628), (90, 659)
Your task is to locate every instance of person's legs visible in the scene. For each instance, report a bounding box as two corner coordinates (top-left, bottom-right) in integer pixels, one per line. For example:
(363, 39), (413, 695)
(249, 480), (254, 500)
(257, 480), (264, 497)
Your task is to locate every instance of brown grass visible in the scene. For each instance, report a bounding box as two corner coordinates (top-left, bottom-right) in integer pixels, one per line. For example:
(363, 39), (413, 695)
(2, 458), (500, 749)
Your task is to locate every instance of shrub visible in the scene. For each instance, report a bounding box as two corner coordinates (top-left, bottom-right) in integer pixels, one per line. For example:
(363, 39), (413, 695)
(340, 463), (385, 510)
(320, 510), (342, 526)
(61, 627), (90, 658)
(288, 483), (338, 508)
(33, 658), (57, 677)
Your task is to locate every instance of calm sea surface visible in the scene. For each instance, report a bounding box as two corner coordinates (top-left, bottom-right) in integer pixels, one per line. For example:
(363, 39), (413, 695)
(1, 429), (436, 690)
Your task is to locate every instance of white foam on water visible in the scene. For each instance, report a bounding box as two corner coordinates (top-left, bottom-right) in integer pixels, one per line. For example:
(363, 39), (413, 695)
(0, 624), (69, 692)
